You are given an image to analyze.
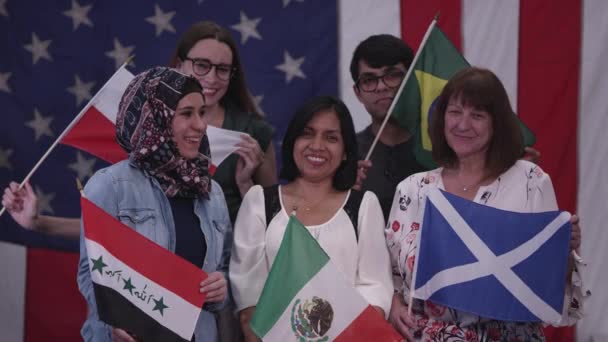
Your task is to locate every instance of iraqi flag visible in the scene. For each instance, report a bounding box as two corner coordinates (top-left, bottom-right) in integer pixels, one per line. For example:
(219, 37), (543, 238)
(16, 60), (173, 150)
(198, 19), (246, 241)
(81, 197), (207, 342)
(250, 216), (401, 342)
(412, 189), (572, 323)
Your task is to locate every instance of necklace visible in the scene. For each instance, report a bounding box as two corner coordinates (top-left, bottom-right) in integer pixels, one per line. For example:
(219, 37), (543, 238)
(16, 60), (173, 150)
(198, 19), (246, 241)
(292, 197), (323, 212)
(456, 175), (487, 192)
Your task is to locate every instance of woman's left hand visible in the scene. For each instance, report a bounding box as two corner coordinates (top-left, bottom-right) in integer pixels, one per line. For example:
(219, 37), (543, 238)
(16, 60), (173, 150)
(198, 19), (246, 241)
(523, 147), (541, 164)
(200, 271), (227, 303)
(570, 214), (581, 252)
(353, 160), (372, 191)
(234, 135), (265, 192)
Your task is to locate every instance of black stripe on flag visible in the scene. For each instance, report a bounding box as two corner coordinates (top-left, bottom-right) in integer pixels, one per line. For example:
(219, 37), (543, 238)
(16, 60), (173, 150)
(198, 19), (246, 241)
(93, 283), (191, 342)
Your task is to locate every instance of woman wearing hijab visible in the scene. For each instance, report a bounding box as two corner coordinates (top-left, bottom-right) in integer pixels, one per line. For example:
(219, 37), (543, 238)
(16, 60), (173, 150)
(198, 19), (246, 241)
(77, 67), (231, 342)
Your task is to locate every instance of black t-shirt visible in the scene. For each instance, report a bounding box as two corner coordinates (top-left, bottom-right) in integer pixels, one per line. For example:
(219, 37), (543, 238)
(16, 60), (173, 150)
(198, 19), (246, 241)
(356, 125), (426, 220)
(168, 196), (206, 269)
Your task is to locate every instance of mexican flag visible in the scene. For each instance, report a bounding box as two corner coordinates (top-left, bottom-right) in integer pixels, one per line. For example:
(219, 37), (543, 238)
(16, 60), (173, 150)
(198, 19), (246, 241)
(250, 216), (401, 342)
(390, 22), (536, 169)
(81, 197), (208, 342)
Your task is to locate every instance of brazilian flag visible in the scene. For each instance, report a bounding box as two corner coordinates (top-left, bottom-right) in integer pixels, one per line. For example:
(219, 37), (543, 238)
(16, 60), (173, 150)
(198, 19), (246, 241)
(390, 25), (536, 169)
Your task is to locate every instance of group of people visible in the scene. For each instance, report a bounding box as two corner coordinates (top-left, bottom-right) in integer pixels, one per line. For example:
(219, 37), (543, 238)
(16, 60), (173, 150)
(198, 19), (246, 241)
(2, 20), (585, 342)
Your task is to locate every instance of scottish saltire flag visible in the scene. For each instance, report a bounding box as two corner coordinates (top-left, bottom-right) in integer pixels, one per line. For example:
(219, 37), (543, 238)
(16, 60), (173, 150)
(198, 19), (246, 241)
(81, 197), (207, 342)
(251, 216), (401, 342)
(412, 189), (571, 324)
(390, 23), (536, 169)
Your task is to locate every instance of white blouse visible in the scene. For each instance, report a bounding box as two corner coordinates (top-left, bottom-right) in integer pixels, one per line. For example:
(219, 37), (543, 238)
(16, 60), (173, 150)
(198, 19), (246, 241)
(386, 160), (586, 329)
(229, 185), (393, 317)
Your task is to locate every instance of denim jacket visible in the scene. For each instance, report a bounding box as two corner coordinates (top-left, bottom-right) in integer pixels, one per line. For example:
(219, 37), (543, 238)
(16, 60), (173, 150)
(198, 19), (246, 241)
(77, 160), (232, 342)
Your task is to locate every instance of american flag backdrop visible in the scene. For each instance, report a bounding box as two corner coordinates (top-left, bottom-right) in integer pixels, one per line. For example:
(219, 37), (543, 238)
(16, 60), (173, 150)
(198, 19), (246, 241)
(1, 0), (607, 341)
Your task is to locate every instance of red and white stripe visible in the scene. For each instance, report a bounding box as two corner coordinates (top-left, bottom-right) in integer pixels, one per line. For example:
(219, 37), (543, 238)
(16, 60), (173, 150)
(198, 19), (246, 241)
(339, 1), (608, 341)
(61, 66), (132, 164)
(0, 242), (86, 342)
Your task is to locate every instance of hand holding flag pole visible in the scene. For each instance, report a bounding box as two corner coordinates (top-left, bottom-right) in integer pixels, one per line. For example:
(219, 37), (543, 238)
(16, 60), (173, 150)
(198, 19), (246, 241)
(0, 57), (134, 218)
(363, 16), (438, 162)
(76, 178), (84, 197)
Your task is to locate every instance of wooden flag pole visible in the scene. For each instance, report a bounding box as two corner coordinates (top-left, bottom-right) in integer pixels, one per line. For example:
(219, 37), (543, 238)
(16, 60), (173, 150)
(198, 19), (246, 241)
(76, 178), (85, 197)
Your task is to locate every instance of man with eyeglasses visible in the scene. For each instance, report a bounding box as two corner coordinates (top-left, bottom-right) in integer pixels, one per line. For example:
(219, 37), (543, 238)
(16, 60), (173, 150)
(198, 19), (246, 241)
(350, 34), (425, 219)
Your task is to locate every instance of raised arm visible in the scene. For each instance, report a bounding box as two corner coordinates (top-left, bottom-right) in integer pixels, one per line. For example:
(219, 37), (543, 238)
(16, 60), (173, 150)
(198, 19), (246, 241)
(2, 181), (80, 239)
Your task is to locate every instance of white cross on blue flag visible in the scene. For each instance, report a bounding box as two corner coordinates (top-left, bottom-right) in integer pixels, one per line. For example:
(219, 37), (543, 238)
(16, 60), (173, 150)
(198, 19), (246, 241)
(412, 189), (571, 324)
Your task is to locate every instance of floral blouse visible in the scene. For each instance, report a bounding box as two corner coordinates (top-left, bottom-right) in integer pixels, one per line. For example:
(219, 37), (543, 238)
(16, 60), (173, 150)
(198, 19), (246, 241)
(386, 160), (588, 342)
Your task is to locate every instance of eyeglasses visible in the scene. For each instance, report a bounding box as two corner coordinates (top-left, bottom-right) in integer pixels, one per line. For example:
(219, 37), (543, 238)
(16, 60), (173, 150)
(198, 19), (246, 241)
(184, 57), (235, 81)
(356, 70), (406, 92)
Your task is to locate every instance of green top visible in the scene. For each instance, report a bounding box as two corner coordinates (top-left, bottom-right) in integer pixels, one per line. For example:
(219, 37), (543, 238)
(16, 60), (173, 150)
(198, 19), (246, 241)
(212, 103), (274, 223)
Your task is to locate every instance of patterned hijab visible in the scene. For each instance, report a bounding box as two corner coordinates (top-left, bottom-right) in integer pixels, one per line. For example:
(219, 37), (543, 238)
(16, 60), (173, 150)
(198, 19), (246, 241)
(115, 66), (211, 199)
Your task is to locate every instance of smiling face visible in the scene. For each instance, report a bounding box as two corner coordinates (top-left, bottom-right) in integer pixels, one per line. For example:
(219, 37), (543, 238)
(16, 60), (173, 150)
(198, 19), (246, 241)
(292, 108), (345, 183)
(444, 95), (493, 161)
(171, 92), (207, 159)
(176, 38), (233, 112)
(353, 60), (406, 123)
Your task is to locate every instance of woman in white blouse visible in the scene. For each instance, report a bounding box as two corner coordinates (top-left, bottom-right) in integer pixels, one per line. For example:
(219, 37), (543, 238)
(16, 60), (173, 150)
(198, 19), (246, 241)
(386, 67), (585, 341)
(229, 96), (393, 341)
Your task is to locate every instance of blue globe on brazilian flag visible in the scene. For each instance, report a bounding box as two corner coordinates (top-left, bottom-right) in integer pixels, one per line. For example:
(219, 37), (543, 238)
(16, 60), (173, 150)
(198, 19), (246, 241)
(391, 25), (536, 169)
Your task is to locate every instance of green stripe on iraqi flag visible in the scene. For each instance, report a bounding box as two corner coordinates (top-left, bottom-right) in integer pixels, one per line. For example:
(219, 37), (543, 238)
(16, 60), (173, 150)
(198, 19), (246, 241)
(391, 24), (536, 169)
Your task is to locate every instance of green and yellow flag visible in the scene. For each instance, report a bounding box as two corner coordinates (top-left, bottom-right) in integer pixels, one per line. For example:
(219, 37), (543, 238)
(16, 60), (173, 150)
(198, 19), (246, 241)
(390, 24), (536, 169)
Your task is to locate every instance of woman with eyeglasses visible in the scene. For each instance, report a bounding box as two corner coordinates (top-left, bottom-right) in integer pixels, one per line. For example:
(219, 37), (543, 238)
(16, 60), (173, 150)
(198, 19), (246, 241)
(170, 21), (277, 225)
(169, 21), (277, 342)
